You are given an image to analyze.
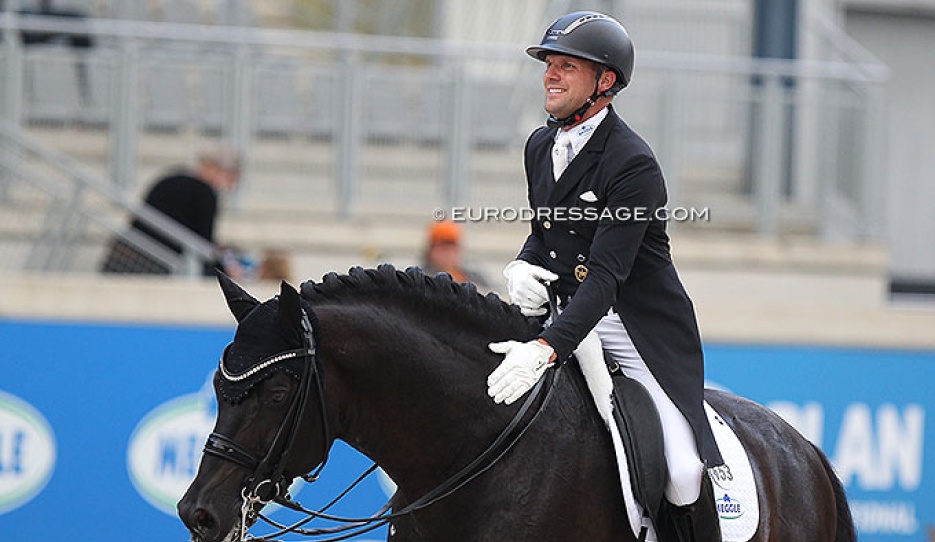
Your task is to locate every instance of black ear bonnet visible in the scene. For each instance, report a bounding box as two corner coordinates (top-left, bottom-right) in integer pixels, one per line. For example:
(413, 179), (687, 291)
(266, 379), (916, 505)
(216, 297), (321, 404)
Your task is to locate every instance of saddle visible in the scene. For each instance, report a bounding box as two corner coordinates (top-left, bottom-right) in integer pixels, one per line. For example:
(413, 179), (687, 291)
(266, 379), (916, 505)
(604, 351), (667, 539)
(574, 343), (760, 542)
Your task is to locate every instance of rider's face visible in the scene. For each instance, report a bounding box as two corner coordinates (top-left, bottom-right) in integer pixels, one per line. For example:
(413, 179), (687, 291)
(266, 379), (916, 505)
(542, 54), (600, 121)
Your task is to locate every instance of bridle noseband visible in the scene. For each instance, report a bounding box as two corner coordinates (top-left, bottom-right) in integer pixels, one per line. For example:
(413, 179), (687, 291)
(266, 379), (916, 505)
(204, 309), (331, 507)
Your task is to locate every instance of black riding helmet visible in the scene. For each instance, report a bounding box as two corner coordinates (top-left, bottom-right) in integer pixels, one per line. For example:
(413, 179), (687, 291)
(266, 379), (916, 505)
(527, 11), (635, 126)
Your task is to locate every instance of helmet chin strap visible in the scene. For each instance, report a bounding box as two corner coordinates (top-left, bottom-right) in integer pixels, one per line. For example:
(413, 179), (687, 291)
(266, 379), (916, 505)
(547, 66), (608, 128)
(547, 96), (596, 128)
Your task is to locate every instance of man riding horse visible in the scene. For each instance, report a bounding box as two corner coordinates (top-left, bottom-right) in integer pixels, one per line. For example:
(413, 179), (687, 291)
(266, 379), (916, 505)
(486, 11), (723, 541)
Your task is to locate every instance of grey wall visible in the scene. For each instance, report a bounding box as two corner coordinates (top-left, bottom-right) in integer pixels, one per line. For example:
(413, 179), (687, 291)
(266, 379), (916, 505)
(846, 10), (935, 288)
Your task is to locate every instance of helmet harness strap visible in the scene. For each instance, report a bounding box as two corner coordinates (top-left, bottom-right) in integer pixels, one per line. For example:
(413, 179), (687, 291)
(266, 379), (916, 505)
(548, 65), (608, 128)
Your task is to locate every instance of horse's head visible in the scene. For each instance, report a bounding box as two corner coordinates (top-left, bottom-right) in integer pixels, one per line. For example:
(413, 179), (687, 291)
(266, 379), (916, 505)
(179, 274), (331, 542)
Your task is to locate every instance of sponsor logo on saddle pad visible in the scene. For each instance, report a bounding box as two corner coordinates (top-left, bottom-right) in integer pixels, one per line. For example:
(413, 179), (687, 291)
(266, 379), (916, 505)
(716, 493), (745, 520)
(0, 391), (56, 514)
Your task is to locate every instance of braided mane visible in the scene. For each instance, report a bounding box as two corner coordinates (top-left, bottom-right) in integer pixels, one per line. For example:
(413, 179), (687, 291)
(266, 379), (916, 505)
(299, 264), (539, 339)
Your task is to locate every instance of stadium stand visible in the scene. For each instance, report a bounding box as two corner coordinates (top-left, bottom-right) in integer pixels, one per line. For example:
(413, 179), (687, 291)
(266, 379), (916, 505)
(3, 0), (931, 348)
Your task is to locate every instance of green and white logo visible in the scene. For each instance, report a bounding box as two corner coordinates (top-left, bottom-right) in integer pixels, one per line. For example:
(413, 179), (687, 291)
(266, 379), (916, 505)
(128, 374), (303, 516)
(0, 391), (56, 515)
(127, 376), (216, 515)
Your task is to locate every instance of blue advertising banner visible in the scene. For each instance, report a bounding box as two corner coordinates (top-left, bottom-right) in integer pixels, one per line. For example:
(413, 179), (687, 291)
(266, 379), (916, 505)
(0, 320), (390, 542)
(705, 345), (933, 541)
(1, 319), (932, 541)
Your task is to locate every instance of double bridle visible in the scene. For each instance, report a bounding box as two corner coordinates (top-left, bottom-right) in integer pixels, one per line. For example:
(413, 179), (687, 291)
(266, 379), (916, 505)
(204, 309), (331, 527)
(202, 306), (563, 542)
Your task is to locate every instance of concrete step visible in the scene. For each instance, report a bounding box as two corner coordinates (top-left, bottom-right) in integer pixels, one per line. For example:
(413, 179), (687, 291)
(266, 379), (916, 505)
(4, 125), (848, 284)
(2, 238), (929, 351)
(20, 125), (782, 223)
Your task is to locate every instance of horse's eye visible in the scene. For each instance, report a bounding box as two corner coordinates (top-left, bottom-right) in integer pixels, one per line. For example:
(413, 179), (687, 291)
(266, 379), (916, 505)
(269, 388), (290, 403)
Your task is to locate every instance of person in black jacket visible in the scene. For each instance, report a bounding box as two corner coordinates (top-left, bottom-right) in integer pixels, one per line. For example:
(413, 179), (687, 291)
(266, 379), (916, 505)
(485, 12), (722, 542)
(101, 146), (240, 275)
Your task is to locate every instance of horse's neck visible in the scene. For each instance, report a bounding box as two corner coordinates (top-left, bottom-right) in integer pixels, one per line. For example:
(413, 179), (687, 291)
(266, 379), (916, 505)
(317, 304), (502, 492)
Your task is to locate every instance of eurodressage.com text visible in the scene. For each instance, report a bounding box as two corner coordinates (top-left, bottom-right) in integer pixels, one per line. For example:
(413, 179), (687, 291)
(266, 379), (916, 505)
(440, 206), (711, 223)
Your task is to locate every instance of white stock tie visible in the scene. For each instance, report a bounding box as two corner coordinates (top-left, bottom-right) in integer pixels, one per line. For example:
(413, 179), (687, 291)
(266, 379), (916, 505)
(552, 130), (574, 181)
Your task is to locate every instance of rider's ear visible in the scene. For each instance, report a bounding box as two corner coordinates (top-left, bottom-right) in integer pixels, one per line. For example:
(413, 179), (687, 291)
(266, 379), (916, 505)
(599, 69), (617, 95)
(277, 280), (304, 340)
(217, 270), (260, 322)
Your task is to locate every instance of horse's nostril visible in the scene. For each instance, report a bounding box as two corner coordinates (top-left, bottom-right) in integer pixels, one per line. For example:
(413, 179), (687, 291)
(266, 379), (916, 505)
(181, 503), (219, 540)
(195, 508), (215, 530)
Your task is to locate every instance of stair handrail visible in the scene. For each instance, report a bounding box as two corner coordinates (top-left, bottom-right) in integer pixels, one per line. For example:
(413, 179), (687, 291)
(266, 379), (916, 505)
(0, 119), (217, 276)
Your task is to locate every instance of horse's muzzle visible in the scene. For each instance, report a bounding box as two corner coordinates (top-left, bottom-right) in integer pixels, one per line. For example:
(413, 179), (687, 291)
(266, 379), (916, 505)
(178, 495), (239, 542)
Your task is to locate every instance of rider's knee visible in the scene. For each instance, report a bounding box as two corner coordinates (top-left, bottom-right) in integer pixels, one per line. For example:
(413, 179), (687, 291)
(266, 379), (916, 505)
(666, 459), (704, 505)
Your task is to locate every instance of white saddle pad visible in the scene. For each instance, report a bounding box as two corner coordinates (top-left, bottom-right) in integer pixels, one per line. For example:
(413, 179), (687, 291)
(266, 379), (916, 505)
(575, 340), (759, 542)
(704, 401), (759, 542)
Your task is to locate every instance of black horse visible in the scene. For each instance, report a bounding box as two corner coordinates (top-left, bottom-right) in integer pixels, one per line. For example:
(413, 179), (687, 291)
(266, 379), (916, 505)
(179, 266), (855, 542)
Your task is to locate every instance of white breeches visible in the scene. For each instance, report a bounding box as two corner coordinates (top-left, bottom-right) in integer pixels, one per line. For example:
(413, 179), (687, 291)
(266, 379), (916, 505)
(594, 312), (704, 506)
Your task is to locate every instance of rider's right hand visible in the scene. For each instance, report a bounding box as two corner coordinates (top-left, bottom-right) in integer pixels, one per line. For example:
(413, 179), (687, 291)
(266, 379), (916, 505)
(503, 260), (559, 317)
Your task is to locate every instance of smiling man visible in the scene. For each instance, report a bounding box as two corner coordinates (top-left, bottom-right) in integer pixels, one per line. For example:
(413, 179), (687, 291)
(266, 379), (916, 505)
(486, 11), (724, 542)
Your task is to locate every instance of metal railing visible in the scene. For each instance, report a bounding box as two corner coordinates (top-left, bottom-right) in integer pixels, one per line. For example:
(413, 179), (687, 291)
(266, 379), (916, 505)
(0, 120), (217, 276)
(0, 9), (889, 274)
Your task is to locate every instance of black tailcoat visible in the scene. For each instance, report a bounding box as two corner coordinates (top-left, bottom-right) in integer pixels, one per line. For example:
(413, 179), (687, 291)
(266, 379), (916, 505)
(518, 106), (722, 466)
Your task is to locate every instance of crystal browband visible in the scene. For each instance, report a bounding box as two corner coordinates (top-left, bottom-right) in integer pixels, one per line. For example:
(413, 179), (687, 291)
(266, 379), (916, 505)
(219, 348), (313, 382)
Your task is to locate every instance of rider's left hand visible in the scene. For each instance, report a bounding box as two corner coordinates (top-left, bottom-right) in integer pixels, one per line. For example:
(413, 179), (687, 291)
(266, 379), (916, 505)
(487, 340), (555, 404)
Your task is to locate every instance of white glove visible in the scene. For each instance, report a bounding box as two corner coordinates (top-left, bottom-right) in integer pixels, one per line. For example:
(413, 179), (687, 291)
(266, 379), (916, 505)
(503, 260), (559, 317)
(487, 340), (554, 404)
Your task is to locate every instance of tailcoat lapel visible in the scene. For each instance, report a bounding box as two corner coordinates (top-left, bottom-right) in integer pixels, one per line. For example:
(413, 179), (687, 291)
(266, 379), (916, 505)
(528, 129), (556, 208)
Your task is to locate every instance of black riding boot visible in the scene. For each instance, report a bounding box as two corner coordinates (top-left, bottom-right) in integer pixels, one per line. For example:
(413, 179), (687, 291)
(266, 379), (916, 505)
(669, 474), (722, 542)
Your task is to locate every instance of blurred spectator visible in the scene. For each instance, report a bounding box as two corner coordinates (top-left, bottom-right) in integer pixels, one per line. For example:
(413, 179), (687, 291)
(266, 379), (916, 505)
(4, 0), (95, 49)
(218, 244), (256, 281)
(257, 249), (293, 283)
(100, 145), (241, 276)
(218, 247), (292, 283)
(421, 220), (489, 288)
